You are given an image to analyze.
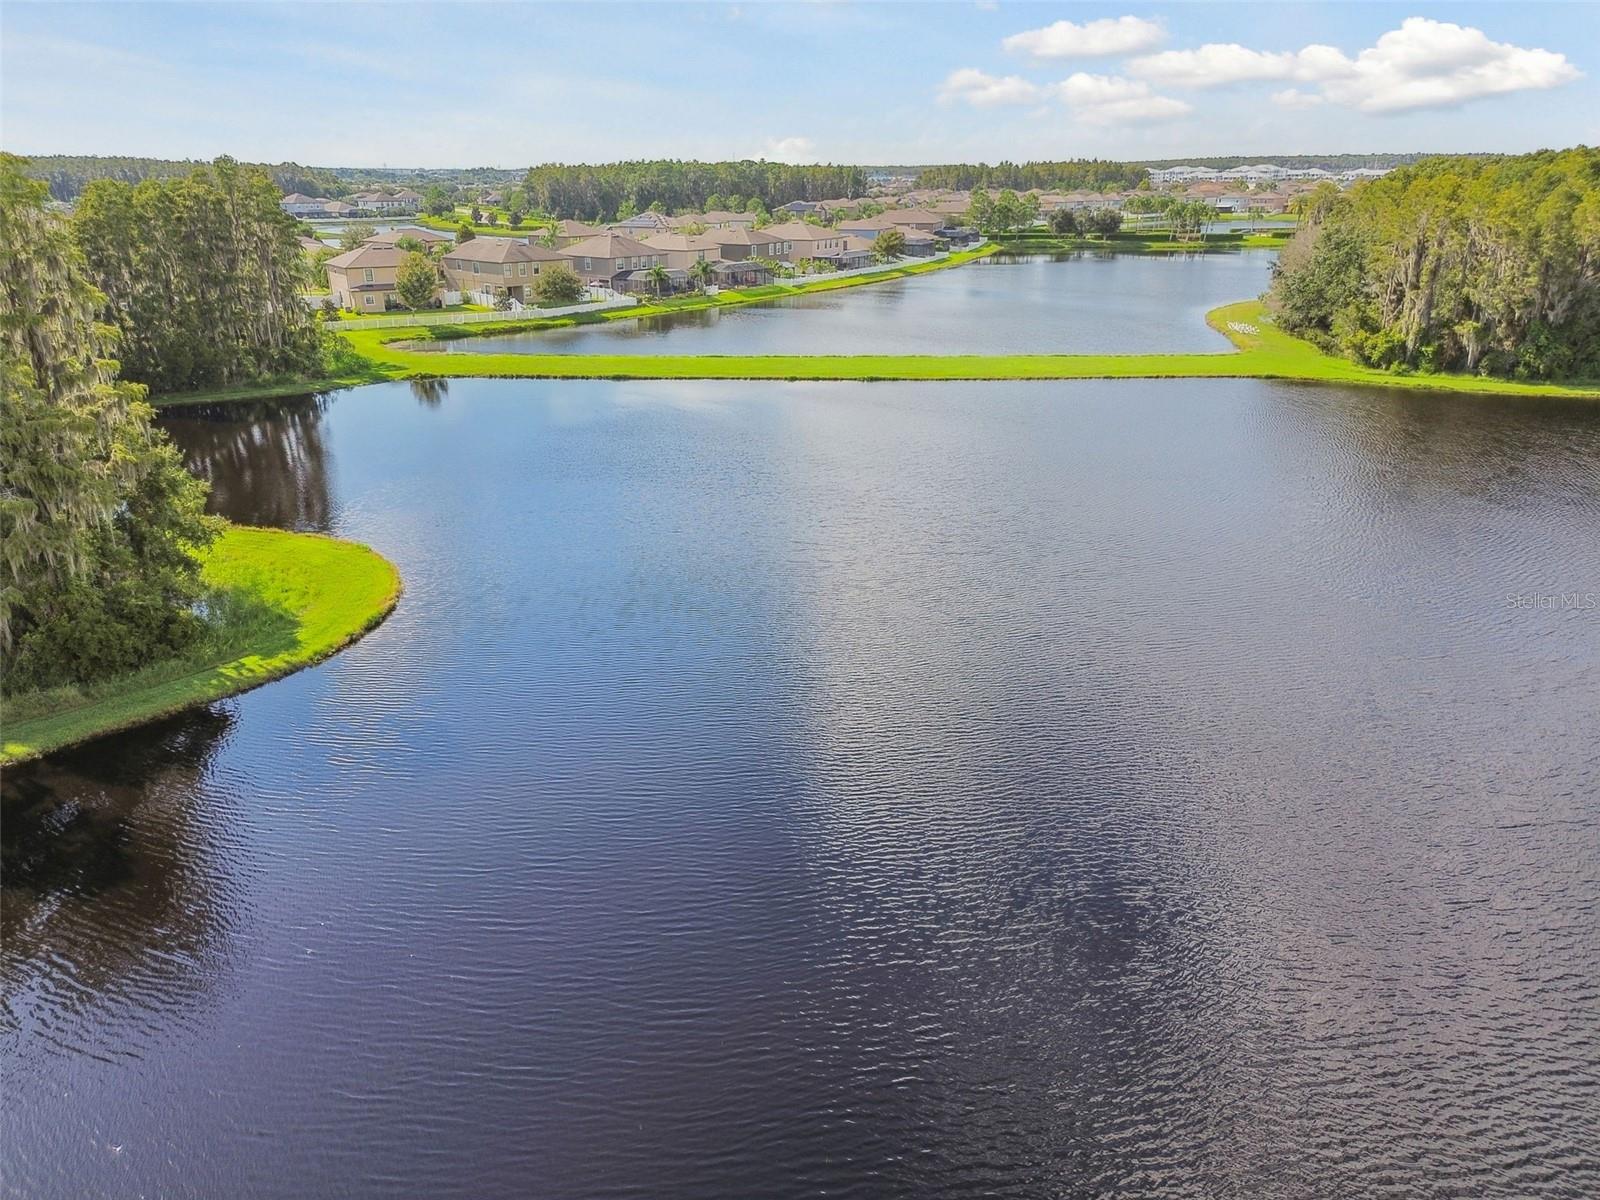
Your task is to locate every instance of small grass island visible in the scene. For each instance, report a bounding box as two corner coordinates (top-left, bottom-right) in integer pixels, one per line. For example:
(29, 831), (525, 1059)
(2, 526), (402, 764)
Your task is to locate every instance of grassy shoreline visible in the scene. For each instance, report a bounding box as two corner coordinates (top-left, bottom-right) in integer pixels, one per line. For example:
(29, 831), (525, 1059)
(153, 246), (1600, 405)
(336, 300), (1600, 398)
(154, 246), (996, 406)
(2, 526), (401, 764)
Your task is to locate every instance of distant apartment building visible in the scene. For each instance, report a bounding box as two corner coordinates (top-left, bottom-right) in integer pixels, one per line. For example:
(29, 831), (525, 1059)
(1148, 163), (1392, 186)
(348, 188), (423, 214)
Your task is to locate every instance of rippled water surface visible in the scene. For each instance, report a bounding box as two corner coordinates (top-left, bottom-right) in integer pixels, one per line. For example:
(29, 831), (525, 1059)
(4, 375), (1599, 1199)
(441, 251), (1272, 356)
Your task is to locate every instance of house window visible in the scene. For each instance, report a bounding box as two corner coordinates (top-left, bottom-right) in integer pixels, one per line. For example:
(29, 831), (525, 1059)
(582, 257), (592, 271)
(363, 268), (374, 282)
(504, 265), (513, 278)
(364, 295), (374, 306)
(518, 264), (527, 277)
(472, 263), (480, 274)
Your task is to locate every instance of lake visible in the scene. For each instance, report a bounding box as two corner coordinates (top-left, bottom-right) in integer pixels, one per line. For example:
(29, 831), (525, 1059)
(437, 250), (1275, 356)
(4, 370), (1598, 1198)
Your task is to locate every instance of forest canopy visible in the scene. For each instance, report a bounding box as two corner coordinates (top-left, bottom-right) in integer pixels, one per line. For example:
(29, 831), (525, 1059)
(70, 157), (325, 394)
(0, 155), (217, 690)
(519, 160), (869, 220)
(1267, 147), (1600, 380)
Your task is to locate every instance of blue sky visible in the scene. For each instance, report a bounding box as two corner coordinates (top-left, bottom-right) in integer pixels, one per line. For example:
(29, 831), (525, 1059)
(2, 2), (1593, 166)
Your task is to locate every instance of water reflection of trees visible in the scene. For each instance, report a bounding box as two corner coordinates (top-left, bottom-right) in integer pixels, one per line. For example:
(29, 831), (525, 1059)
(158, 393), (335, 531)
(410, 377), (449, 407)
(0, 708), (246, 1057)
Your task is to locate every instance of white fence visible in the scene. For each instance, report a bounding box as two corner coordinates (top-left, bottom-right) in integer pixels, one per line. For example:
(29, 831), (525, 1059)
(330, 288), (634, 330)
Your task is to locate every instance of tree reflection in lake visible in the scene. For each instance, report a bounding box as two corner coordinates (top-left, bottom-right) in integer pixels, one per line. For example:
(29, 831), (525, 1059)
(158, 393), (335, 530)
(410, 378), (449, 407)
(1, 707), (249, 1064)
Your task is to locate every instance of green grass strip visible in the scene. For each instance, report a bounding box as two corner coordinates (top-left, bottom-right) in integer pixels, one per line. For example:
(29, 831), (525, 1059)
(335, 300), (1599, 399)
(2, 526), (401, 764)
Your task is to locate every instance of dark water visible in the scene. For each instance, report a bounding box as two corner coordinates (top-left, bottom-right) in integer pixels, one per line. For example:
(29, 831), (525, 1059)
(438, 251), (1273, 356)
(5, 377), (1600, 1199)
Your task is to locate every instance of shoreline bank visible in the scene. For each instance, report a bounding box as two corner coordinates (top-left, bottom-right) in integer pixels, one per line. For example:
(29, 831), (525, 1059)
(2, 526), (402, 764)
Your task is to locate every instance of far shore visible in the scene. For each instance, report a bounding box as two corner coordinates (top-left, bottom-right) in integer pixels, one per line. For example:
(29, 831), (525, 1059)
(151, 246), (1600, 407)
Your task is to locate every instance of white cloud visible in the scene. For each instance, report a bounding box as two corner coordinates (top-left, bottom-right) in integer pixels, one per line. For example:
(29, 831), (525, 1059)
(1003, 15), (1165, 59)
(1130, 18), (1578, 114)
(1330, 18), (1580, 113)
(939, 67), (1048, 107)
(1129, 42), (1351, 88)
(938, 67), (1188, 124)
(1055, 72), (1191, 123)
(760, 135), (818, 163)
(1271, 88), (1325, 110)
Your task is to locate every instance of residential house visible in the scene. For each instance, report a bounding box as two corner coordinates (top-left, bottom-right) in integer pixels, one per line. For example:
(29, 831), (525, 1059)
(696, 209), (758, 231)
(613, 211), (675, 236)
(281, 193), (334, 217)
(835, 212), (933, 241)
(876, 207), (944, 231)
(778, 200), (824, 217)
(440, 237), (569, 302)
(560, 233), (666, 288)
(324, 245), (407, 310)
(639, 233), (723, 270)
(364, 226), (452, 250)
(710, 260), (774, 288)
(349, 189), (421, 214)
(619, 266), (690, 296)
(759, 222), (850, 264)
(701, 227), (783, 262)
(814, 242), (873, 270)
(298, 235), (330, 255)
(549, 219), (607, 247)
(893, 227), (939, 256)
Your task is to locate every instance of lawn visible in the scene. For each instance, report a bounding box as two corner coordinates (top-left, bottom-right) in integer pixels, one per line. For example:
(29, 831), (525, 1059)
(1, 526), (401, 763)
(328, 298), (1600, 399)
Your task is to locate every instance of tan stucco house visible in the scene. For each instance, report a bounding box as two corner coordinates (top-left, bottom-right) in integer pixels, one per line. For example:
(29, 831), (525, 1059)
(324, 244), (405, 310)
(560, 233), (666, 287)
(440, 237), (569, 301)
(639, 233), (724, 270)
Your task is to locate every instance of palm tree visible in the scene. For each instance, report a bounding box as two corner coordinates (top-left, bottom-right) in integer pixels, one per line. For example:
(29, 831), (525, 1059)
(689, 258), (714, 293)
(645, 263), (670, 298)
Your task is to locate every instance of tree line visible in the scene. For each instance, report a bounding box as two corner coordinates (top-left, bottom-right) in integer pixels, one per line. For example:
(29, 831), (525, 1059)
(519, 160), (869, 221)
(71, 157), (325, 394)
(1268, 148), (1600, 380)
(23, 154), (343, 202)
(916, 159), (1146, 194)
(1, 155), (216, 690)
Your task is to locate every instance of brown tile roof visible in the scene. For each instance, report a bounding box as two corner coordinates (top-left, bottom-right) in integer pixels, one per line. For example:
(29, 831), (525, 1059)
(703, 228), (782, 248)
(554, 219), (606, 237)
(640, 233), (724, 253)
(365, 226), (451, 246)
(561, 232), (662, 259)
(324, 245), (405, 270)
(760, 222), (844, 242)
(441, 237), (567, 264)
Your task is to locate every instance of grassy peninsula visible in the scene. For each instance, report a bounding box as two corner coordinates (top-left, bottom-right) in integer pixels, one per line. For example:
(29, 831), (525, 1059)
(2, 526), (401, 764)
(319, 299), (1600, 398)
